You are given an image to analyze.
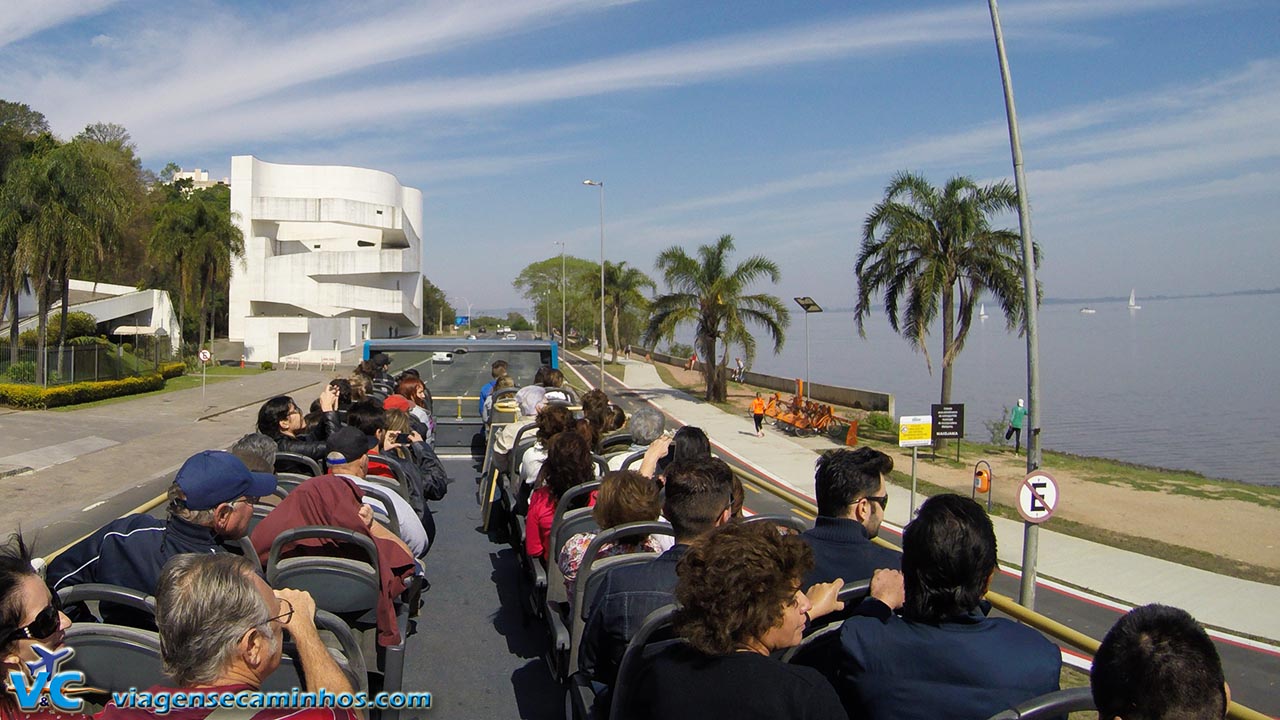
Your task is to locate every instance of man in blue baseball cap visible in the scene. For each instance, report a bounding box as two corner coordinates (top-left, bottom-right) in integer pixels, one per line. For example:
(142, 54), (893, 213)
(48, 450), (278, 622)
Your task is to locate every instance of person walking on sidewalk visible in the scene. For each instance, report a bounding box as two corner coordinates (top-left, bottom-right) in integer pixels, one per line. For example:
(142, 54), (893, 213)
(1005, 399), (1027, 454)
(751, 392), (767, 437)
(734, 357), (745, 382)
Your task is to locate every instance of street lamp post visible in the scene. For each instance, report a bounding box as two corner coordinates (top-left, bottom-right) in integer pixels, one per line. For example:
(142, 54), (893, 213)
(793, 297), (823, 404)
(583, 179), (605, 388)
(989, 0), (1044, 610)
(554, 240), (566, 344)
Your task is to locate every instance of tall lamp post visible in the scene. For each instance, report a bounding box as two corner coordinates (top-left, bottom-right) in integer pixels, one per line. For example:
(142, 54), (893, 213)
(793, 297), (823, 404)
(553, 240), (566, 344)
(989, 0), (1044, 610)
(583, 179), (605, 388)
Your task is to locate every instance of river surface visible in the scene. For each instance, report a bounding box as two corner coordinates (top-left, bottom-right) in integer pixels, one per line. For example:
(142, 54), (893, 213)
(740, 293), (1278, 485)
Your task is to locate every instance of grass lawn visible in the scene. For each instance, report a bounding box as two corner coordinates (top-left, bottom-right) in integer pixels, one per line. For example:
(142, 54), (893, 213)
(50, 366), (267, 412)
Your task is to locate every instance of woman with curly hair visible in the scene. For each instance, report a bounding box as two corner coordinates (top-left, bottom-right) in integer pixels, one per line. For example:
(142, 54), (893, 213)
(525, 431), (595, 560)
(630, 521), (848, 720)
(518, 405), (575, 487)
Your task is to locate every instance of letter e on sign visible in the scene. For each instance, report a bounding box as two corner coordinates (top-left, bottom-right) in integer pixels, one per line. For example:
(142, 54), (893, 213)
(1017, 471), (1059, 524)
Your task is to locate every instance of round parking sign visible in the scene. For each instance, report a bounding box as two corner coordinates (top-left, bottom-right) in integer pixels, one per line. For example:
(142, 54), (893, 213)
(1017, 471), (1059, 524)
(198, 349), (211, 363)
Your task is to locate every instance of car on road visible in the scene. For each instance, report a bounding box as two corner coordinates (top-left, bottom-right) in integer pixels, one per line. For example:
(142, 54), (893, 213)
(504, 333), (518, 340)
(432, 351), (454, 363)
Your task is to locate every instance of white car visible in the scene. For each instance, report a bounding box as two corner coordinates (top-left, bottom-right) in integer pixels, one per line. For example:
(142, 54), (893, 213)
(431, 351), (454, 363)
(504, 333), (518, 340)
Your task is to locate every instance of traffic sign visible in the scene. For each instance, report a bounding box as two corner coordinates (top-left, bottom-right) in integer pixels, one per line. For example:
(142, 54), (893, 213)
(931, 403), (965, 440)
(1017, 471), (1059, 524)
(198, 349), (211, 364)
(898, 415), (933, 448)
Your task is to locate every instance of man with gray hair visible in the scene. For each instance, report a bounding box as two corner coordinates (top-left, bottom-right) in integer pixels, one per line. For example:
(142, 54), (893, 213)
(607, 405), (666, 470)
(98, 553), (360, 719)
(231, 433), (278, 474)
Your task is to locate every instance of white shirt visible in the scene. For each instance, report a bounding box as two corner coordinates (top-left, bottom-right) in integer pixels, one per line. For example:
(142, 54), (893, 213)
(336, 473), (429, 558)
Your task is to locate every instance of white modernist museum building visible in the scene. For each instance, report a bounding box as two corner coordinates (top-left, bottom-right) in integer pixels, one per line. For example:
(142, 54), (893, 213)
(228, 156), (424, 363)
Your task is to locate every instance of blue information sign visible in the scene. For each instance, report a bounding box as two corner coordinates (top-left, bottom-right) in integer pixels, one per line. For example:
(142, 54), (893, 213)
(455, 315), (469, 326)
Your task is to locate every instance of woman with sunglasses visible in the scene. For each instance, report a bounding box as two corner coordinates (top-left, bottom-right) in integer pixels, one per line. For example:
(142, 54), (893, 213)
(0, 535), (87, 720)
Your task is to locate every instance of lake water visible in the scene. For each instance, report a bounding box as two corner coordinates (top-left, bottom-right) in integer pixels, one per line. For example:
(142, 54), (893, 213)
(742, 294), (1279, 485)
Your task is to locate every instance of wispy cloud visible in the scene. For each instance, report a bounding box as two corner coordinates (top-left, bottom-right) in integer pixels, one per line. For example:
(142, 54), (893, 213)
(0, 0), (118, 49)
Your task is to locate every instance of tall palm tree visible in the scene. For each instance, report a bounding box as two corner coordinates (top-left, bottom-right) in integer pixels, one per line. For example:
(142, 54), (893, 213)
(644, 234), (790, 402)
(599, 261), (655, 363)
(854, 171), (1040, 415)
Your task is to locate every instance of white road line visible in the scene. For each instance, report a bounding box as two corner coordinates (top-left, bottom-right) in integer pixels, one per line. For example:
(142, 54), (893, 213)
(81, 501), (105, 512)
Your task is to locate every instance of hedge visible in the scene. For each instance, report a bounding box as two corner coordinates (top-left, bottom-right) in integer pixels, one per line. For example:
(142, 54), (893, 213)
(0, 373), (165, 409)
(160, 362), (186, 379)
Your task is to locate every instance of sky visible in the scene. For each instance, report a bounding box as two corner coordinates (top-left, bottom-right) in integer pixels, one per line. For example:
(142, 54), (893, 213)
(2, 0), (1278, 316)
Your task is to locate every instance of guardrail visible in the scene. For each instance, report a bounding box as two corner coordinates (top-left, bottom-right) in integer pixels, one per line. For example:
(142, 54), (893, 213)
(723, 465), (1268, 720)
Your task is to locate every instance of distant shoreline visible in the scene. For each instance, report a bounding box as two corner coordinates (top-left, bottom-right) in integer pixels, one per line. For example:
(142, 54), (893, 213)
(818, 287), (1280, 313)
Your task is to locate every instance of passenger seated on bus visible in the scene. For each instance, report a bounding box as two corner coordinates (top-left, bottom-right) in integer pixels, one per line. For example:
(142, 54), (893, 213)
(392, 376), (435, 439)
(654, 426), (711, 477)
(525, 431), (597, 561)
(322, 424), (429, 558)
(49, 451), (277, 619)
(250, 473), (415, 648)
(256, 386), (342, 465)
(382, 394), (433, 448)
(558, 470), (665, 600)
(581, 389), (612, 452)
(607, 404), (627, 434)
(1091, 604), (1229, 720)
(606, 406), (665, 470)
(371, 352), (395, 385)
(479, 359), (509, 417)
(800, 447), (901, 587)
(482, 375), (516, 425)
(833, 494), (1059, 720)
(97, 553), (360, 720)
(542, 367), (565, 389)
(629, 522), (849, 720)
(380, 408), (450, 550)
(0, 535), (88, 720)
(580, 457), (734, 686)
(519, 404), (575, 487)
(231, 432), (278, 475)
(492, 385), (546, 466)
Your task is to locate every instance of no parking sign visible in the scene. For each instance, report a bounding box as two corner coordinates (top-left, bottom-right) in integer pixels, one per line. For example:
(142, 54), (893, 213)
(1017, 471), (1059, 524)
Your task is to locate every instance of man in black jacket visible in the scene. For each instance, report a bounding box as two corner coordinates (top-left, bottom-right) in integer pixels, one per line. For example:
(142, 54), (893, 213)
(49, 450), (277, 605)
(800, 447), (901, 588)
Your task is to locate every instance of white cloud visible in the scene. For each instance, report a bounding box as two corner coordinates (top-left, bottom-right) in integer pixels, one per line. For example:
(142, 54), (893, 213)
(0, 0), (118, 49)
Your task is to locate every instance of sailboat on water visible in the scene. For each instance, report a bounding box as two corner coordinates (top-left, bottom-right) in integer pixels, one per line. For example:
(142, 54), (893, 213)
(1128, 289), (1141, 310)
(979, 303), (988, 320)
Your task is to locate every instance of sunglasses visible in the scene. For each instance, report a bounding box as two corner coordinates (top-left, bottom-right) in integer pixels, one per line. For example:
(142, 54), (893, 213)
(864, 494), (889, 510)
(6, 594), (63, 643)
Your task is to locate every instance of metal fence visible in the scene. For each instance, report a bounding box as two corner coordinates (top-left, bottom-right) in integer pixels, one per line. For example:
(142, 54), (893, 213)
(0, 342), (173, 386)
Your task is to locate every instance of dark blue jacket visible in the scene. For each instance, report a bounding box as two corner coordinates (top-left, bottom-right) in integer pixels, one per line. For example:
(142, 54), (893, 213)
(836, 609), (1061, 720)
(799, 517), (901, 587)
(580, 544), (687, 685)
(48, 514), (222, 596)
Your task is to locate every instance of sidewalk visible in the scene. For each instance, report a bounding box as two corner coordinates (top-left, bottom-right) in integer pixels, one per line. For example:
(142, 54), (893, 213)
(590, 351), (1280, 643)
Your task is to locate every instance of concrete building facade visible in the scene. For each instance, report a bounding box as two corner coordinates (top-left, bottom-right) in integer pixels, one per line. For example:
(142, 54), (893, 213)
(228, 156), (424, 363)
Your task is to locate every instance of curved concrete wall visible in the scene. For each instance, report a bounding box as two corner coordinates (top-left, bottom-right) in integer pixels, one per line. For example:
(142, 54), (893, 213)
(228, 156), (424, 362)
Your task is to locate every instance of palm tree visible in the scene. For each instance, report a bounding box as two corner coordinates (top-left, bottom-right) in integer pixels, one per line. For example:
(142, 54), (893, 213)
(599, 261), (655, 363)
(645, 234), (790, 402)
(854, 171), (1039, 416)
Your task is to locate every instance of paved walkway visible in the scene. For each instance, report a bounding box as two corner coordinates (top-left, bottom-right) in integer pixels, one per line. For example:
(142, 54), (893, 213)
(588, 352), (1280, 643)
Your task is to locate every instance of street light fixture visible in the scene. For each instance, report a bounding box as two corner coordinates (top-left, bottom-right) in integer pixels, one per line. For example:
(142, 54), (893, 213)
(583, 179), (605, 388)
(553, 240), (566, 344)
(793, 296), (823, 404)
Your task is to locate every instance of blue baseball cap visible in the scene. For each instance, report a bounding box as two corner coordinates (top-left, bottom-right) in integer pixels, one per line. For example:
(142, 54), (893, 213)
(175, 450), (278, 510)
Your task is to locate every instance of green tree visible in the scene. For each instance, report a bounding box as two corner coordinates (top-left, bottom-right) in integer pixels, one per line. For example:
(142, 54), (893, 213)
(146, 184), (244, 348)
(1, 138), (135, 382)
(644, 235), (790, 402)
(513, 254), (600, 343)
(0, 101), (52, 362)
(854, 171), (1039, 418)
(598, 261), (654, 363)
(420, 277), (455, 335)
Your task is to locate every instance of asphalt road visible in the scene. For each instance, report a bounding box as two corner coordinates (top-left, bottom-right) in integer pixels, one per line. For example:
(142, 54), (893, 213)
(555, 353), (1280, 717)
